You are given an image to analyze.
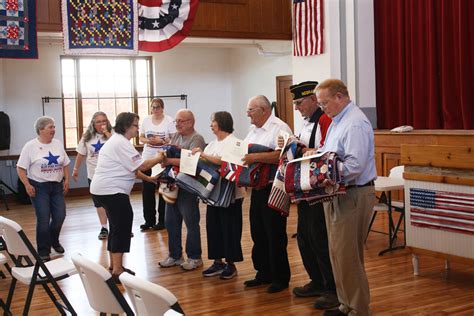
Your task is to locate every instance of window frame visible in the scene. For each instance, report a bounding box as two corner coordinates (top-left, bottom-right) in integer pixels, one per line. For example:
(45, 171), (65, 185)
(60, 55), (154, 149)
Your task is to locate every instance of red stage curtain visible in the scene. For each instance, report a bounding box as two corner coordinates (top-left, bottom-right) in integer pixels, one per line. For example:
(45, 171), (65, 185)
(374, 0), (474, 129)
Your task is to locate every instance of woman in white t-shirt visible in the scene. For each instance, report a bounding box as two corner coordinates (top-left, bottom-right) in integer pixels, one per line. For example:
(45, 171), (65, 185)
(90, 112), (165, 282)
(17, 116), (71, 262)
(192, 111), (245, 280)
(138, 98), (176, 231)
(72, 111), (112, 240)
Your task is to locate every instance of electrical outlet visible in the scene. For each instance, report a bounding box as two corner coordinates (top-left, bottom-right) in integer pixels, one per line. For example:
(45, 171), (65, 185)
(5, 160), (12, 167)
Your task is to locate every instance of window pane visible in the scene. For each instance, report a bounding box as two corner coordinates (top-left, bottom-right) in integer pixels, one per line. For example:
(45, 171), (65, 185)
(135, 59), (148, 77)
(64, 99), (77, 127)
(62, 76), (76, 98)
(114, 60), (131, 76)
(61, 59), (75, 77)
(65, 128), (77, 149)
(115, 76), (132, 97)
(136, 75), (149, 97)
(138, 98), (149, 120)
(97, 59), (114, 75)
(98, 98), (116, 118)
(82, 99), (99, 127)
(116, 98), (132, 114)
(98, 77), (115, 97)
(81, 76), (98, 98)
(80, 59), (97, 76)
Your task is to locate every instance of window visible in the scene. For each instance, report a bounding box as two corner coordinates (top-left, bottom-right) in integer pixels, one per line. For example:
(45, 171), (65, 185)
(60, 56), (153, 149)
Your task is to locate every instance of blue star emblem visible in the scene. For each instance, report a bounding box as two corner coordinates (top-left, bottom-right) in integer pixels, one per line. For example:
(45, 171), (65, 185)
(91, 140), (104, 153)
(43, 151), (60, 165)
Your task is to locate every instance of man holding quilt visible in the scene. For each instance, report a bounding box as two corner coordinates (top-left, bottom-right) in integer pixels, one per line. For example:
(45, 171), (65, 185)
(316, 79), (377, 316)
(242, 95), (292, 293)
(290, 81), (339, 310)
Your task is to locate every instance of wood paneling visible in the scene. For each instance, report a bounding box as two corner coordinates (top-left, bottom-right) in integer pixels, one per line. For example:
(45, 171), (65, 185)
(276, 75), (294, 132)
(190, 0), (292, 40)
(1, 194), (474, 315)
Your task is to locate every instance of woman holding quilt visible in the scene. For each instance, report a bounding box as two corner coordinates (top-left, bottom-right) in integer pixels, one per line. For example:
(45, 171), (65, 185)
(192, 111), (245, 280)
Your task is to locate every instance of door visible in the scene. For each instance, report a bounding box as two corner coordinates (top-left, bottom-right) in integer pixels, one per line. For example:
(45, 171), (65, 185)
(276, 75), (294, 132)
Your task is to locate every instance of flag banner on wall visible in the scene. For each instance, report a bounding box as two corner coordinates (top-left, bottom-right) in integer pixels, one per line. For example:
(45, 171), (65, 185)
(0, 0), (38, 59)
(62, 0), (138, 55)
(292, 0), (324, 57)
(410, 188), (474, 235)
(138, 0), (199, 52)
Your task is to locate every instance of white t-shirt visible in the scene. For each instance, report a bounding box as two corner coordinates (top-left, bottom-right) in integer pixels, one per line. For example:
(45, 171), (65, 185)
(204, 134), (246, 200)
(17, 138), (70, 183)
(76, 133), (109, 180)
(140, 115), (176, 160)
(90, 134), (143, 195)
(244, 114), (292, 149)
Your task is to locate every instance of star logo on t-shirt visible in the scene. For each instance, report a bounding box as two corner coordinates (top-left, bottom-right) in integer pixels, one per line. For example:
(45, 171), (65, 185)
(91, 140), (104, 153)
(43, 151), (60, 165)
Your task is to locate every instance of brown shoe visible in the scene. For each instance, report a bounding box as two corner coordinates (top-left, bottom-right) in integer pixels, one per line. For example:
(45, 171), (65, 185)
(314, 294), (340, 310)
(293, 282), (326, 297)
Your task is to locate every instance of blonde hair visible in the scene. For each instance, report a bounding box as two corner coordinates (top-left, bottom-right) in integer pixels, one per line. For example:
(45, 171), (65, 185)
(316, 79), (349, 97)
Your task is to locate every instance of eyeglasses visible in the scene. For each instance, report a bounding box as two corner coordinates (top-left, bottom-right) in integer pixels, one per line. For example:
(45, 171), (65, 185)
(246, 107), (262, 114)
(293, 96), (311, 107)
(151, 106), (162, 110)
(318, 100), (331, 109)
(173, 119), (191, 124)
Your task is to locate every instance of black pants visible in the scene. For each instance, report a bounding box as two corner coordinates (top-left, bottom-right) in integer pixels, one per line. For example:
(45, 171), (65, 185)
(93, 193), (133, 253)
(206, 199), (244, 263)
(250, 186), (290, 286)
(297, 201), (336, 294)
(142, 169), (165, 226)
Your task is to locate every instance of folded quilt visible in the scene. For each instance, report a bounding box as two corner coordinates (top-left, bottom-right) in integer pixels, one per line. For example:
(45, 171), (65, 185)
(201, 177), (235, 208)
(155, 145), (181, 184)
(176, 158), (221, 200)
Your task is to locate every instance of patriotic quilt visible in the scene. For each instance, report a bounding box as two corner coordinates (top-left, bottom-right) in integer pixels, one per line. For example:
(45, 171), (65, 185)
(293, 0), (324, 56)
(0, 0), (37, 59)
(62, 0), (138, 55)
(410, 188), (474, 235)
(176, 158), (221, 200)
(138, 0), (199, 52)
(285, 151), (346, 205)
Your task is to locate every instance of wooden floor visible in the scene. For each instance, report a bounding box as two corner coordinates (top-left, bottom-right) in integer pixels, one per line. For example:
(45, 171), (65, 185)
(1, 193), (473, 315)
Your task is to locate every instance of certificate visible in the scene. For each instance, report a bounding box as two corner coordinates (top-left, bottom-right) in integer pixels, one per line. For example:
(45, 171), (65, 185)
(179, 149), (200, 176)
(222, 139), (248, 166)
(151, 163), (165, 177)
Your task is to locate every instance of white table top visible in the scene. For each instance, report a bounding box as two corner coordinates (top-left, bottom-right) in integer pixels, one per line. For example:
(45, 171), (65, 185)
(374, 176), (404, 191)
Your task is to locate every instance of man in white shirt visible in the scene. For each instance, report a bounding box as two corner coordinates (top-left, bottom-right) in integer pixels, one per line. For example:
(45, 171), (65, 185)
(242, 95), (292, 293)
(316, 79), (377, 316)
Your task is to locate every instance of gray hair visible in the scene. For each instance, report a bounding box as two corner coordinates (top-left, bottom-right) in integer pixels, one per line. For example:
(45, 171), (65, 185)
(34, 116), (55, 135)
(250, 95), (272, 111)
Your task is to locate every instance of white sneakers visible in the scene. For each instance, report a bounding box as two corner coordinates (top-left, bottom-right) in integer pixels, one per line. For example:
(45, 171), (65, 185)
(159, 256), (203, 271)
(159, 256), (184, 267)
(180, 258), (203, 271)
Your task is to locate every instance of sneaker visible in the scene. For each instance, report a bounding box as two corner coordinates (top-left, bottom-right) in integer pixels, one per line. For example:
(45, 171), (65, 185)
(98, 227), (108, 240)
(220, 263), (237, 280)
(52, 244), (65, 254)
(181, 258), (203, 271)
(159, 256), (184, 268)
(202, 262), (226, 277)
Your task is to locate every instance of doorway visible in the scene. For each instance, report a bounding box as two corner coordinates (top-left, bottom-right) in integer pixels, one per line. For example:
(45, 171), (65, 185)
(275, 75), (294, 132)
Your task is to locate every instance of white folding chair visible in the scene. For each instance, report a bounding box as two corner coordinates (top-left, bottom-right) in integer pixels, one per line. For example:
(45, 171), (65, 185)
(0, 251), (11, 315)
(71, 253), (134, 316)
(366, 166), (405, 242)
(0, 216), (77, 315)
(120, 273), (184, 316)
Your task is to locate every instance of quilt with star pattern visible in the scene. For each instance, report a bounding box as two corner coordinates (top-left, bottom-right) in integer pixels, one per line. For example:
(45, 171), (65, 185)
(0, 0), (37, 59)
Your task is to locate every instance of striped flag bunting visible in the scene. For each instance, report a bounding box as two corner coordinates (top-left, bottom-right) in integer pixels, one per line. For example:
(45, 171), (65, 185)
(410, 188), (474, 235)
(292, 0), (324, 56)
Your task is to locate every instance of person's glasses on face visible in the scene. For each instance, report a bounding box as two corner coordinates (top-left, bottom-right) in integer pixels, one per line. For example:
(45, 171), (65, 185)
(246, 107), (261, 114)
(151, 106), (162, 110)
(293, 96), (311, 108)
(318, 100), (330, 109)
(173, 119), (190, 124)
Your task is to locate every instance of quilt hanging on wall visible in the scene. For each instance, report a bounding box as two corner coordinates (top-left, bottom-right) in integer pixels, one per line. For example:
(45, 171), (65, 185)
(0, 0), (38, 59)
(138, 0), (199, 52)
(62, 0), (138, 55)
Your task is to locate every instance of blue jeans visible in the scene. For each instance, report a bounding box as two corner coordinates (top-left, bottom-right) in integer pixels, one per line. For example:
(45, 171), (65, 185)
(29, 180), (66, 256)
(165, 189), (201, 259)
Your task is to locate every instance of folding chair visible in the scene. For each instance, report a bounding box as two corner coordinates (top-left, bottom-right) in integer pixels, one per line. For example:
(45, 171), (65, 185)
(0, 216), (77, 315)
(120, 273), (184, 316)
(71, 253), (134, 316)
(366, 166), (405, 242)
(0, 251), (11, 315)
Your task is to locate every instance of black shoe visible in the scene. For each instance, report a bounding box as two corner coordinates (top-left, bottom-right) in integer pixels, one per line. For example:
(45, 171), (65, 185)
(53, 244), (65, 254)
(140, 223), (154, 231)
(267, 283), (288, 293)
(323, 309), (346, 316)
(154, 223), (166, 230)
(314, 294), (340, 310)
(244, 278), (271, 288)
(39, 254), (51, 262)
(293, 282), (326, 297)
(98, 227), (108, 240)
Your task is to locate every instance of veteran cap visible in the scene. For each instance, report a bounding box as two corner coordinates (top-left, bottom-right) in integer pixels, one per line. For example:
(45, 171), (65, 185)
(290, 81), (319, 100)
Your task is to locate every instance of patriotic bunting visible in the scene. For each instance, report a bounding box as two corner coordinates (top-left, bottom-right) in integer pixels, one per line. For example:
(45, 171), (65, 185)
(0, 0), (38, 59)
(138, 0), (199, 52)
(410, 188), (474, 235)
(62, 0), (138, 55)
(292, 0), (324, 56)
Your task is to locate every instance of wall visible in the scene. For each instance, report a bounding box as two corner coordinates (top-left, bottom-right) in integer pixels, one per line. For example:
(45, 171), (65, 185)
(228, 41), (293, 138)
(0, 60), (4, 111)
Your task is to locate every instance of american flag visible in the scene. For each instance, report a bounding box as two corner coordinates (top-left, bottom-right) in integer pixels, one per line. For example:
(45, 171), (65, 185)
(292, 0), (324, 56)
(410, 188), (474, 235)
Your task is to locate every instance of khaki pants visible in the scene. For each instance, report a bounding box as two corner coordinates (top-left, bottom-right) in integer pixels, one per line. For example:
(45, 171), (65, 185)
(324, 186), (376, 316)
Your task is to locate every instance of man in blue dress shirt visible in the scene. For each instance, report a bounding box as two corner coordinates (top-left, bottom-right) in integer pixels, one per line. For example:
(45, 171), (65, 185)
(316, 79), (377, 316)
